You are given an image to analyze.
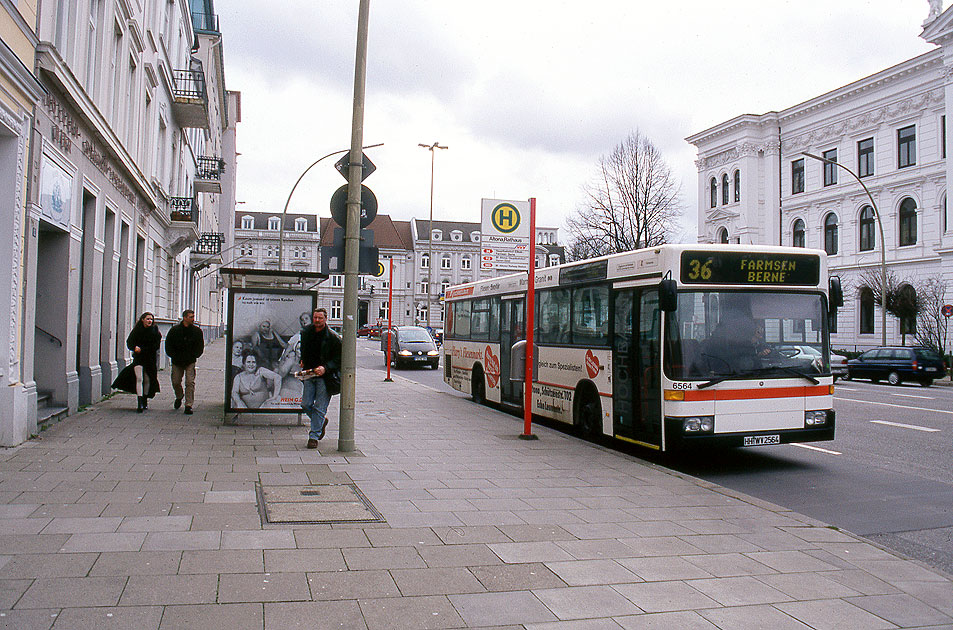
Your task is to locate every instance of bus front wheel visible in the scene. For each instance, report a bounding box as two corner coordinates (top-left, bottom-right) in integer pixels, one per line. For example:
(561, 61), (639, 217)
(574, 388), (601, 439)
(471, 366), (486, 405)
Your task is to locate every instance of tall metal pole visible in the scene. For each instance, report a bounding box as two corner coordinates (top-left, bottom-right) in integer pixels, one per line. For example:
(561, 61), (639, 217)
(803, 153), (887, 346)
(418, 142), (447, 328)
(339, 0), (370, 452)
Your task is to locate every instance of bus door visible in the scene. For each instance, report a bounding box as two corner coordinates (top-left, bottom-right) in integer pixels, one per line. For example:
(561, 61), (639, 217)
(500, 297), (524, 405)
(612, 288), (662, 448)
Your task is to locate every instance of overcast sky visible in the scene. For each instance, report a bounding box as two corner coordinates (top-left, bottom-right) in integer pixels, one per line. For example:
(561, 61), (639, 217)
(217, 1), (939, 242)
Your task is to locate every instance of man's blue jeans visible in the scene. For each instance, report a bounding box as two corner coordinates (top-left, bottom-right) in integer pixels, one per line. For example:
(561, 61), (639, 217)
(302, 377), (331, 440)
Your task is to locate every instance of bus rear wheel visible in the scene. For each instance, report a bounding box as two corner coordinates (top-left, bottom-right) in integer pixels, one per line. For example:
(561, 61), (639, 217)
(574, 388), (601, 439)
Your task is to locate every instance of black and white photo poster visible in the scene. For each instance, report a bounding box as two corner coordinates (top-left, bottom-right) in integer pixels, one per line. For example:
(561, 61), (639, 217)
(226, 289), (315, 413)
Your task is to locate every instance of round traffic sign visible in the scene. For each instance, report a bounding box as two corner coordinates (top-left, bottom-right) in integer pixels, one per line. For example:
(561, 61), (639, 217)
(330, 184), (378, 229)
(943, 304), (953, 318)
(373, 262), (385, 277)
(490, 203), (521, 234)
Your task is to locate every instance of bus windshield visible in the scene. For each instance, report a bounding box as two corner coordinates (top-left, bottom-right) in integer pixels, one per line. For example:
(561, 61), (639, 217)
(664, 290), (830, 382)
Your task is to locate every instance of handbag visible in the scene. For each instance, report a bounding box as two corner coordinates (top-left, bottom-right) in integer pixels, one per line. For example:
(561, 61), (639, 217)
(325, 370), (341, 396)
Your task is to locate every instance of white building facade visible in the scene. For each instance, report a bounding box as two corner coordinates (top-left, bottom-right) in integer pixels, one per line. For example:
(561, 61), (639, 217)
(688, 7), (953, 352)
(6, 0), (238, 443)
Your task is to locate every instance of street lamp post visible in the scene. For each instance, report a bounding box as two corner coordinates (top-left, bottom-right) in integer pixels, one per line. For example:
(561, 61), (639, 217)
(803, 152), (887, 346)
(418, 142), (447, 328)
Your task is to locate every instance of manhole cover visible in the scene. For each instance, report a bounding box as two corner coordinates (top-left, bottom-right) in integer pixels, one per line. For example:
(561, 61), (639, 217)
(259, 484), (385, 524)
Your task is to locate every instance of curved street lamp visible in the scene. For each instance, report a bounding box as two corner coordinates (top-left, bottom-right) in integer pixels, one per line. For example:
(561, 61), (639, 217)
(277, 143), (384, 271)
(802, 152), (887, 346)
(418, 142), (448, 327)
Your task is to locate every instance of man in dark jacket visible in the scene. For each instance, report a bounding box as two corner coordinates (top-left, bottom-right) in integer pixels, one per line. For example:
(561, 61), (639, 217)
(165, 309), (204, 414)
(299, 307), (342, 448)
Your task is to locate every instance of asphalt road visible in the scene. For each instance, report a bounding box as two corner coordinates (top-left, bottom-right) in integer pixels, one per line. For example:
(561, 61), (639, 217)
(356, 339), (953, 577)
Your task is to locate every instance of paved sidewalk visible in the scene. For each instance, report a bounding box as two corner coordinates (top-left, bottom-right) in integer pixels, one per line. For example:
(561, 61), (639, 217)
(1, 339), (952, 629)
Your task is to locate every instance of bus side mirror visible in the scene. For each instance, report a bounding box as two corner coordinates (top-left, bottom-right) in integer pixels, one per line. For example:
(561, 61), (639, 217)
(660, 279), (677, 312)
(829, 276), (843, 310)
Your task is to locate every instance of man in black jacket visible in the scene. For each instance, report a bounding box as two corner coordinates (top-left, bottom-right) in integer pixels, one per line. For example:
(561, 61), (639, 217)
(165, 309), (204, 414)
(299, 307), (341, 448)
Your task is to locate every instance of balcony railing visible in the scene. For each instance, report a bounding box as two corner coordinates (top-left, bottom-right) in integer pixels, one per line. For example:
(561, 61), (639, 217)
(171, 58), (209, 129)
(193, 232), (224, 255)
(195, 156), (225, 193)
(191, 12), (220, 34)
(170, 197), (198, 223)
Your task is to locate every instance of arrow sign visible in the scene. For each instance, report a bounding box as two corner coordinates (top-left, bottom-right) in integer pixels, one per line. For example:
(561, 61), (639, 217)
(334, 153), (376, 182)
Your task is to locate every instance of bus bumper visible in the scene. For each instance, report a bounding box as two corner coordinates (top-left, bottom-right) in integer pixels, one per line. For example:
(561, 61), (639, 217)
(664, 411), (835, 451)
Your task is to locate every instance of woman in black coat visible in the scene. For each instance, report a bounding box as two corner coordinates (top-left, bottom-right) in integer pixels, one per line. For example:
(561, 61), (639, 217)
(112, 312), (162, 412)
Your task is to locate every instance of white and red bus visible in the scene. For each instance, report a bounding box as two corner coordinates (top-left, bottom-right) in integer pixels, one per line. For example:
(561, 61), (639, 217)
(443, 244), (842, 451)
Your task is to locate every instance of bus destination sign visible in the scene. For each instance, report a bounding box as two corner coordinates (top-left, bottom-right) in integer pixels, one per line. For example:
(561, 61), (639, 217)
(680, 251), (820, 286)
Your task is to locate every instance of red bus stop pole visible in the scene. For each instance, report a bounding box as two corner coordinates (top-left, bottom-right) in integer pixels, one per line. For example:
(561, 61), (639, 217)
(520, 197), (538, 440)
(385, 257), (393, 382)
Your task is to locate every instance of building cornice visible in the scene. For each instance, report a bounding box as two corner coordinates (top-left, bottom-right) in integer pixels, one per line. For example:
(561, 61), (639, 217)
(0, 36), (43, 105)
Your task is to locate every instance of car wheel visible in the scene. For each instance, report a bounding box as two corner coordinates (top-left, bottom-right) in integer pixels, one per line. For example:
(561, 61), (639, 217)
(887, 371), (901, 386)
(843, 372), (852, 381)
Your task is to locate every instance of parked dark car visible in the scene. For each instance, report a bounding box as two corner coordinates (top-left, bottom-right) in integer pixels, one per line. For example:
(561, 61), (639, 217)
(357, 324), (382, 338)
(381, 326), (440, 369)
(846, 346), (946, 386)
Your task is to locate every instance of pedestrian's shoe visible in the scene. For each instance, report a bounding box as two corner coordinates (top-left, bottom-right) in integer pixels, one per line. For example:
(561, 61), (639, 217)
(318, 418), (329, 440)
(174, 398), (182, 409)
(184, 406), (193, 415)
(306, 438), (318, 449)
(142, 398), (148, 409)
(136, 396), (145, 413)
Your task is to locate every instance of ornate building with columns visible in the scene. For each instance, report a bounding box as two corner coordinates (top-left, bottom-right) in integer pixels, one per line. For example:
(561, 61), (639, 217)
(688, 5), (953, 352)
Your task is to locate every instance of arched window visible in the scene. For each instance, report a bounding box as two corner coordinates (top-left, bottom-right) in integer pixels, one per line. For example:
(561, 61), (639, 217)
(859, 287), (874, 334)
(898, 284), (917, 336)
(733, 170), (740, 203)
(899, 197), (917, 246)
(859, 206), (875, 252)
(792, 219), (805, 248)
(824, 213), (838, 255)
(420, 253), (429, 268)
(944, 195), (948, 233)
(721, 174), (729, 205)
(717, 227), (729, 244)
(710, 178), (717, 208)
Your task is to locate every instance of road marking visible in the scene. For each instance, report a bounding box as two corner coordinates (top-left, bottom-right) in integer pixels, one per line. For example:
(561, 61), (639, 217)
(790, 443), (842, 455)
(870, 420), (940, 432)
(892, 393), (934, 399)
(835, 396), (953, 415)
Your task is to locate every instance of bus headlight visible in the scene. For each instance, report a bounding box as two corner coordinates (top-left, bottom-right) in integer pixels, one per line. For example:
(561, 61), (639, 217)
(804, 410), (828, 426)
(681, 416), (714, 434)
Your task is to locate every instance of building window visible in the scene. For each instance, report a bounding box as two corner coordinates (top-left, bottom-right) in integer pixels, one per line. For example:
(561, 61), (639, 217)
(295, 218), (307, 232)
(791, 159), (804, 194)
(331, 274), (343, 288)
(717, 227), (728, 244)
(822, 148), (837, 186)
(709, 178), (717, 208)
(859, 206), (875, 252)
(858, 138), (874, 177)
(733, 170), (740, 203)
(241, 215), (254, 229)
(823, 213), (838, 255)
(268, 217), (280, 230)
(420, 253), (429, 268)
(419, 279), (429, 294)
(379, 302), (389, 320)
(898, 125), (916, 169)
(549, 253), (560, 266)
(431, 229), (441, 241)
(943, 115), (947, 159)
(899, 285), (917, 335)
(461, 256), (471, 270)
(899, 197), (917, 246)
(441, 254), (451, 270)
(792, 219), (805, 248)
(859, 288), (874, 334)
(440, 279), (450, 295)
(331, 300), (342, 320)
(470, 232), (480, 242)
(721, 173), (729, 205)
(450, 230), (462, 242)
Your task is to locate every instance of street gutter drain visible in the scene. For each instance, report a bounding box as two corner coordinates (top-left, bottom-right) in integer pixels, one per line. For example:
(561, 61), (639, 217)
(259, 484), (385, 524)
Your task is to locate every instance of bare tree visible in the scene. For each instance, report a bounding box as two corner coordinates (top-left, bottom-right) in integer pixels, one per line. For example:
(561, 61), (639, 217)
(915, 275), (950, 356)
(565, 131), (681, 261)
(857, 268), (924, 345)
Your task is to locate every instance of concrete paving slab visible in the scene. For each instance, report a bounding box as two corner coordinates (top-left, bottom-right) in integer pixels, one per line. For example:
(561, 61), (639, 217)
(15, 576), (127, 609)
(158, 603), (262, 630)
(218, 572), (311, 603)
(52, 605), (163, 630)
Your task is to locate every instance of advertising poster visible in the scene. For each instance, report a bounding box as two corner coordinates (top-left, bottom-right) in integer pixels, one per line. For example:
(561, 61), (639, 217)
(226, 289), (316, 413)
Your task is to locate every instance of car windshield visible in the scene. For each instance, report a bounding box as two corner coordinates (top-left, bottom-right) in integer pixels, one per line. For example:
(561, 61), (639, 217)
(664, 290), (830, 382)
(400, 329), (433, 343)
